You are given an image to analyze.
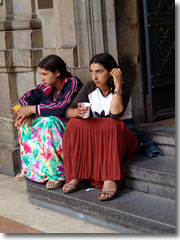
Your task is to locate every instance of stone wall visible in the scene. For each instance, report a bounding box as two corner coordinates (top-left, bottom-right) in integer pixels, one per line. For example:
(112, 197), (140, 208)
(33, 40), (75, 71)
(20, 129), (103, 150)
(0, 0), (42, 175)
(0, 0), (143, 176)
(115, 0), (145, 123)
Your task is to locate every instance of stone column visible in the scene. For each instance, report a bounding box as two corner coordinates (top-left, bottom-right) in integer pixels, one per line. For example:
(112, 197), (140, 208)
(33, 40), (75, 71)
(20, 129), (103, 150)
(115, 0), (144, 123)
(53, 0), (77, 68)
(103, 0), (118, 61)
(73, 0), (118, 83)
(0, 0), (42, 175)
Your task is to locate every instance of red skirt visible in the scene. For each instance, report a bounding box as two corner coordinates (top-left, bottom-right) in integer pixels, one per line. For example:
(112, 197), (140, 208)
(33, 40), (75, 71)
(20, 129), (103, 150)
(63, 117), (139, 190)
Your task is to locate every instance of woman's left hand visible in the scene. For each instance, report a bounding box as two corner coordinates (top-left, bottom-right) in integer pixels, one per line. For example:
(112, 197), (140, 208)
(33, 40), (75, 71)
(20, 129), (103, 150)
(109, 68), (124, 115)
(15, 105), (36, 127)
(15, 115), (33, 129)
(109, 68), (122, 90)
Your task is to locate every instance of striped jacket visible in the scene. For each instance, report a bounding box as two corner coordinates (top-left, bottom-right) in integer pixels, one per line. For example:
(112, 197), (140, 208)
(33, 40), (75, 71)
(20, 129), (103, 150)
(19, 76), (83, 118)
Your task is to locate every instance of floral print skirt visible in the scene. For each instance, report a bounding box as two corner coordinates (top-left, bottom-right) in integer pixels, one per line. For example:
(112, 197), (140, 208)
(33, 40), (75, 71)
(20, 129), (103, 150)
(18, 116), (66, 182)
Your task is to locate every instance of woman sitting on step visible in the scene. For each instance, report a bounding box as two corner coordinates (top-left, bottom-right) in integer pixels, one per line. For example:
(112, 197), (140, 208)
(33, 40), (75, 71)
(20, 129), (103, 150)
(14, 54), (83, 189)
(62, 53), (139, 201)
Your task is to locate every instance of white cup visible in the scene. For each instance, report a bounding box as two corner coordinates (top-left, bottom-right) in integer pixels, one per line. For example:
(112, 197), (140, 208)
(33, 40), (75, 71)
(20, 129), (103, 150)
(82, 102), (91, 118)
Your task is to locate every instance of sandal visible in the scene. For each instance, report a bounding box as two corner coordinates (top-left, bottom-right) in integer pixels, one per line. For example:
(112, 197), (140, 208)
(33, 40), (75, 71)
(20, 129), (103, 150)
(15, 173), (26, 181)
(63, 179), (88, 194)
(46, 180), (64, 190)
(98, 189), (117, 201)
(63, 182), (79, 194)
(98, 180), (118, 201)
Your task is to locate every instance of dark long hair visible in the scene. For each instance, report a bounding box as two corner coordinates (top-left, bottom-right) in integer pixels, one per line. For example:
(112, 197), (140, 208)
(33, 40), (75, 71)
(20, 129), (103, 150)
(90, 53), (119, 91)
(38, 55), (72, 78)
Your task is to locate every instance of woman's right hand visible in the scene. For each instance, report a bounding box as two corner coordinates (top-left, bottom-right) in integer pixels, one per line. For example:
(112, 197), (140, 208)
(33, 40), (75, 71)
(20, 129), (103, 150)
(76, 103), (86, 118)
(67, 103), (87, 118)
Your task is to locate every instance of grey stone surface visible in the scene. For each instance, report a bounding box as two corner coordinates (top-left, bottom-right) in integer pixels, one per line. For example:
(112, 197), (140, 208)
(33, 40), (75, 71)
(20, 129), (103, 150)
(16, 72), (36, 98)
(123, 178), (149, 193)
(158, 145), (175, 157)
(0, 51), (7, 67)
(71, 67), (91, 84)
(27, 180), (175, 233)
(0, 118), (15, 143)
(12, 49), (32, 67)
(137, 124), (175, 156)
(13, 30), (32, 49)
(0, 147), (20, 176)
(13, 0), (32, 20)
(124, 178), (175, 200)
(123, 155), (175, 199)
(59, 47), (78, 68)
(138, 124), (175, 141)
(54, 0), (76, 49)
(125, 155), (175, 187)
(115, 0), (142, 123)
(0, 173), (119, 233)
(5, 32), (13, 49)
(31, 29), (43, 48)
(37, 10), (56, 48)
(148, 182), (175, 200)
(0, 32), (6, 50)
(32, 49), (42, 67)
(0, 73), (12, 118)
(29, 196), (140, 233)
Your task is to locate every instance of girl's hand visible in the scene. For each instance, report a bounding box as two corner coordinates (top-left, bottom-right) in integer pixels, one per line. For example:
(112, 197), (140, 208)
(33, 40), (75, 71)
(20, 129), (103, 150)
(15, 116), (33, 129)
(15, 105), (36, 127)
(67, 103), (90, 118)
(109, 68), (122, 90)
(76, 103), (87, 118)
(110, 68), (124, 115)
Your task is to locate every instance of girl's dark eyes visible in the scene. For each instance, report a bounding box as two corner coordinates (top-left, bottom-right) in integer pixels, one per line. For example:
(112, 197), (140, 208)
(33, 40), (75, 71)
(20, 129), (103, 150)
(90, 70), (103, 74)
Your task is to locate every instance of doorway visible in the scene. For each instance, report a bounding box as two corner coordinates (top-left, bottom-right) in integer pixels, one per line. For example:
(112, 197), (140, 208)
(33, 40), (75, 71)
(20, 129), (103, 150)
(138, 0), (175, 122)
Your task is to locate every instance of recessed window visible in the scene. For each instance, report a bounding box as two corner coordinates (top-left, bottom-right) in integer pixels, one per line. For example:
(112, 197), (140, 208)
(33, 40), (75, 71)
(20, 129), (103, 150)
(38, 0), (53, 9)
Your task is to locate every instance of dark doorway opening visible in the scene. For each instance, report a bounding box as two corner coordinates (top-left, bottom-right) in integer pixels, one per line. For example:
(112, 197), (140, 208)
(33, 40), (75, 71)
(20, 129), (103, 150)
(138, 0), (175, 122)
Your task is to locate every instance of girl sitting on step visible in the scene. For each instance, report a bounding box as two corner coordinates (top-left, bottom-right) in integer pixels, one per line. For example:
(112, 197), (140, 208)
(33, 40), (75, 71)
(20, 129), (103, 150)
(62, 53), (139, 201)
(14, 54), (83, 189)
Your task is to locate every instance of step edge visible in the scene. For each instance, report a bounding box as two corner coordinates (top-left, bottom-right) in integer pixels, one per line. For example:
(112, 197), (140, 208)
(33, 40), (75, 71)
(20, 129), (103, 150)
(126, 166), (175, 187)
(27, 184), (175, 233)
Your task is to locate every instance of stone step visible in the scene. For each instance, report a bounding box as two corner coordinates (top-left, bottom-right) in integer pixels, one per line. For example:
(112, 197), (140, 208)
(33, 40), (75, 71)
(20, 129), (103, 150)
(124, 155), (175, 199)
(137, 124), (175, 156)
(27, 180), (175, 233)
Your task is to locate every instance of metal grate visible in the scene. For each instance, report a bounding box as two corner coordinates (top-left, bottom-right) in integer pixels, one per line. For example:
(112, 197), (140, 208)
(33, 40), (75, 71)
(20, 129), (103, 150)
(142, 0), (175, 121)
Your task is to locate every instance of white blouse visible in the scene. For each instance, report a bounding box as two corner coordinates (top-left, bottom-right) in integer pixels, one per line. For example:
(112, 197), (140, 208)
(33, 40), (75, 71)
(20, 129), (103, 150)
(88, 88), (132, 120)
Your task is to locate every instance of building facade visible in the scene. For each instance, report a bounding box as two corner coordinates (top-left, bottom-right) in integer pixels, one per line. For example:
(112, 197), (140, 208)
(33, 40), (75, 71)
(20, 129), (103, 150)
(0, 0), (175, 175)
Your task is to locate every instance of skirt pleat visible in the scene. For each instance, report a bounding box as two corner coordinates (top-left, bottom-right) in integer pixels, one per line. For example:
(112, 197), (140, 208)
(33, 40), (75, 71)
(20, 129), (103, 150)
(63, 117), (139, 189)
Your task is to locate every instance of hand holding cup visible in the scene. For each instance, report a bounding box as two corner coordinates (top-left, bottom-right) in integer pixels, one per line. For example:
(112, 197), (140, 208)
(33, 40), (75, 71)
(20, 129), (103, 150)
(77, 102), (91, 118)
